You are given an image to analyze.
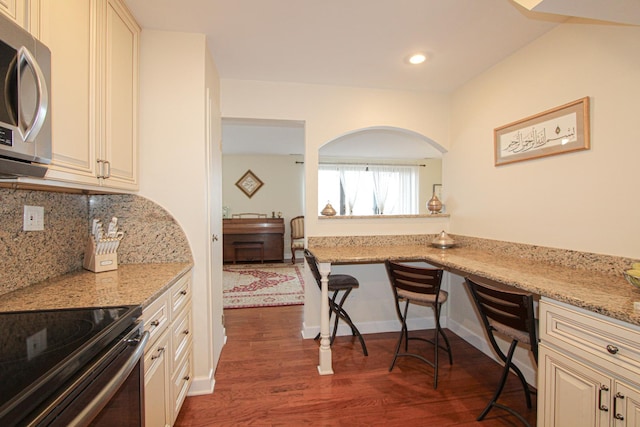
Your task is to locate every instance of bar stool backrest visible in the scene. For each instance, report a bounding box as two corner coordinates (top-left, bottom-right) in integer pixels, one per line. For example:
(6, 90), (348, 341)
(304, 249), (323, 290)
(465, 277), (538, 362)
(385, 260), (443, 296)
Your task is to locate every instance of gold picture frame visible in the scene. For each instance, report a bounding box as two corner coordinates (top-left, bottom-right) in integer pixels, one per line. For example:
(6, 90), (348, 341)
(494, 97), (590, 166)
(235, 169), (264, 198)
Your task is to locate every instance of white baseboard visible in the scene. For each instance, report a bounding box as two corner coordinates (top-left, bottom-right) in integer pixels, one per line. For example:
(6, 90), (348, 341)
(302, 315), (537, 387)
(302, 316), (439, 339)
(447, 317), (537, 386)
(187, 369), (215, 396)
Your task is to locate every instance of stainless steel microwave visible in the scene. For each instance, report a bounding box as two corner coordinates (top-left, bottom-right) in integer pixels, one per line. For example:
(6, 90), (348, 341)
(0, 13), (51, 178)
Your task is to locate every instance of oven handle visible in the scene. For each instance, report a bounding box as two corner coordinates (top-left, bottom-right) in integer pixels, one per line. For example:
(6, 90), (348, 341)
(69, 330), (150, 427)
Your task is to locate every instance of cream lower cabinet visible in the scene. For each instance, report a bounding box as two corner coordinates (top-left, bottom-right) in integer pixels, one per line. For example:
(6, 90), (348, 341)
(144, 328), (170, 427)
(142, 271), (193, 427)
(38, 0), (139, 192)
(538, 298), (640, 427)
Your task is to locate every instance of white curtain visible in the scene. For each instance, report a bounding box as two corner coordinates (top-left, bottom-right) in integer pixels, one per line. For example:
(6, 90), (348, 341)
(396, 166), (418, 214)
(371, 165), (418, 214)
(339, 166), (366, 215)
(371, 166), (393, 214)
(319, 163), (418, 215)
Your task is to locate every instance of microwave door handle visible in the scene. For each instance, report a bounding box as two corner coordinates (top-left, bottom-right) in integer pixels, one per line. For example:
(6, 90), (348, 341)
(17, 46), (49, 142)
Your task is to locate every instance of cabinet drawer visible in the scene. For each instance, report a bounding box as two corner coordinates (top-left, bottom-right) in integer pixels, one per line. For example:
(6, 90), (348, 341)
(540, 299), (640, 382)
(171, 307), (192, 370)
(170, 274), (191, 318)
(142, 292), (170, 348)
(171, 354), (192, 424)
(143, 329), (168, 379)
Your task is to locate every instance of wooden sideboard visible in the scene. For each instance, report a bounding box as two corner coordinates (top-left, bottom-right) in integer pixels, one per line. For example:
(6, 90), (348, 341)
(223, 218), (284, 263)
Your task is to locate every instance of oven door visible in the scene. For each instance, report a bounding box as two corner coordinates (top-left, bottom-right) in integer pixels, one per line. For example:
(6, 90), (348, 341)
(28, 323), (149, 427)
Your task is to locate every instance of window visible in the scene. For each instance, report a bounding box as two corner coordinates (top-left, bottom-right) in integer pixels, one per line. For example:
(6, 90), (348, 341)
(318, 164), (418, 215)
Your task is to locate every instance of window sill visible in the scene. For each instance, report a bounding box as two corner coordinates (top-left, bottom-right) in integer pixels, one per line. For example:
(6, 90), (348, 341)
(318, 213), (450, 220)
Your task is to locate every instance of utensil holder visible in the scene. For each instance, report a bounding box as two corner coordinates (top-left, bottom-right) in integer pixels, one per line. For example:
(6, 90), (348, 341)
(83, 237), (119, 273)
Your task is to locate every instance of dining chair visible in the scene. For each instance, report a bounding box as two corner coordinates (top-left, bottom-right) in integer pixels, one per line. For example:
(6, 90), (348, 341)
(290, 216), (304, 263)
(384, 260), (452, 388)
(465, 276), (538, 427)
(304, 249), (368, 356)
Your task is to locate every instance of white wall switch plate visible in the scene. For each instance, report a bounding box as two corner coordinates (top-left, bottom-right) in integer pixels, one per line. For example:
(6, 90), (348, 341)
(23, 205), (44, 231)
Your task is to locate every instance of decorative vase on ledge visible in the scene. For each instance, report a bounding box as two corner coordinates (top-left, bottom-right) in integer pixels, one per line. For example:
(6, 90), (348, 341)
(321, 202), (337, 216)
(427, 194), (442, 214)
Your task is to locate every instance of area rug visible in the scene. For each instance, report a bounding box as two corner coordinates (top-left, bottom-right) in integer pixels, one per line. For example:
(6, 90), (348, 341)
(223, 263), (305, 309)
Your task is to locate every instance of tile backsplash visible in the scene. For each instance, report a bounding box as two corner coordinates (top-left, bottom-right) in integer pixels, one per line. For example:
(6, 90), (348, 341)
(0, 188), (192, 296)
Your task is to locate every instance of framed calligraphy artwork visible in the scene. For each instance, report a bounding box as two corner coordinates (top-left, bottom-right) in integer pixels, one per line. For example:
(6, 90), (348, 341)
(235, 169), (264, 198)
(494, 97), (590, 166)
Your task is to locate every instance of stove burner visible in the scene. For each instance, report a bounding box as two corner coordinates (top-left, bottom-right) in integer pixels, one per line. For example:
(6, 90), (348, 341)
(0, 305), (141, 424)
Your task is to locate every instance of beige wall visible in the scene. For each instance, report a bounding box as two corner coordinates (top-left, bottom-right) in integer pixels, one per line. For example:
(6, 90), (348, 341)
(447, 21), (640, 259)
(138, 30), (220, 395)
(220, 80), (452, 335)
(220, 21), (640, 357)
(222, 154), (304, 259)
(445, 21), (640, 385)
(220, 80), (452, 238)
(420, 159), (443, 214)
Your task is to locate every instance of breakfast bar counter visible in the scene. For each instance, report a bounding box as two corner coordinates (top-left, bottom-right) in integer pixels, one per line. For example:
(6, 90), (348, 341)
(308, 235), (639, 375)
(0, 263), (193, 312)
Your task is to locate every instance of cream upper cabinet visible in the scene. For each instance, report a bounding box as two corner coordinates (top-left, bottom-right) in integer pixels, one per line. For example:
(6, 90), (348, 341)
(40, 0), (139, 191)
(0, 0), (26, 28)
(538, 298), (640, 427)
(99, 0), (139, 188)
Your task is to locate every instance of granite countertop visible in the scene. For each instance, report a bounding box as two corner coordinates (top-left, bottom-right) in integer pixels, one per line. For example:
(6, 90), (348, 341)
(308, 244), (640, 327)
(0, 263), (193, 312)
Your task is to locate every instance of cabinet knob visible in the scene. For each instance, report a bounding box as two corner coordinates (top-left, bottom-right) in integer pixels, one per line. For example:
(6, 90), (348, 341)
(183, 329), (190, 335)
(183, 375), (190, 381)
(606, 344), (619, 354)
(150, 319), (160, 327)
(180, 290), (187, 296)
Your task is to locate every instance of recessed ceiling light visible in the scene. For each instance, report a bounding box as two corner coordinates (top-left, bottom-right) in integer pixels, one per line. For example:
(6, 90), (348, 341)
(408, 53), (427, 65)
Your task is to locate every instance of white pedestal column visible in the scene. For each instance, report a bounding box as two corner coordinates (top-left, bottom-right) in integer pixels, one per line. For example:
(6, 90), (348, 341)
(317, 262), (334, 375)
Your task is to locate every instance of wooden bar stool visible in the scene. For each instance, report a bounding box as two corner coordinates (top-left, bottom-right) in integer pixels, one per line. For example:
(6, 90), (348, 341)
(304, 249), (368, 356)
(384, 260), (452, 389)
(465, 277), (538, 427)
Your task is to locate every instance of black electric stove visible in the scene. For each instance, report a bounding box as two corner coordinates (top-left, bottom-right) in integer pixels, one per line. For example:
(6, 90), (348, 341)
(0, 305), (142, 425)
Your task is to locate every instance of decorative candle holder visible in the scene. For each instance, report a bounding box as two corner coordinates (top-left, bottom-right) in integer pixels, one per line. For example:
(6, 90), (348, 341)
(427, 194), (442, 214)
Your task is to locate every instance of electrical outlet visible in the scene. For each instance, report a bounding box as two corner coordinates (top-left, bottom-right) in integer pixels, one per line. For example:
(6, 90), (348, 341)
(23, 205), (44, 231)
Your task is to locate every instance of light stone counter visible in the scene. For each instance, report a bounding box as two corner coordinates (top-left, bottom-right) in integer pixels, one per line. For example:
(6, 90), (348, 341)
(0, 263), (192, 312)
(308, 243), (640, 327)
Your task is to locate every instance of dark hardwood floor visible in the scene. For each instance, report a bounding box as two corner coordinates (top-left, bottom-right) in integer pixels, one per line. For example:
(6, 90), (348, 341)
(175, 305), (536, 426)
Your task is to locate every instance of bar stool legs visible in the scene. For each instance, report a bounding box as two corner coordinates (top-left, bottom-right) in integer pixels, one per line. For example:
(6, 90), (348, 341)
(477, 339), (534, 427)
(385, 261), (452, 389)
(465, 277), (538, 427)
(314, 287), (368, 356)
(305, 249), (367, 357)
(388, 299), (452, 388)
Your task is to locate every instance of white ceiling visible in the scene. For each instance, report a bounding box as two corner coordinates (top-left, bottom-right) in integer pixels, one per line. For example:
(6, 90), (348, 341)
(125, 0), (638, 156)
(222, 118), (305, 156)
(125, 0), (569, 93)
